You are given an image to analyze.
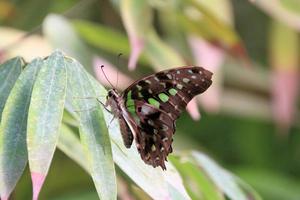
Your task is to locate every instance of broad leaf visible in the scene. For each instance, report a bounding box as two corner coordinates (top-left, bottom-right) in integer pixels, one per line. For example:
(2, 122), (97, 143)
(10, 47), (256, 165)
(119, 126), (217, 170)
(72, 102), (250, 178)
(65, 57), (117, 200)
(27, 51), (67, 200)
(0, 58), (43, 200)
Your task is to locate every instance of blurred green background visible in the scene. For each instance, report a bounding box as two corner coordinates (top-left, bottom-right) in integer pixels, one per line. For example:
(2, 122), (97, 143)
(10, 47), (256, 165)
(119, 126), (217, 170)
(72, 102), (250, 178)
(0, 0), (300, 199)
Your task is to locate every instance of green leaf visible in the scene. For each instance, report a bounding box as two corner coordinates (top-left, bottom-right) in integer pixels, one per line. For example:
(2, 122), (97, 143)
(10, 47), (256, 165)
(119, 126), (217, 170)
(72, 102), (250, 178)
(121, 0), (152, 38)
(87, 73), (190, 200)
(73, 19), (131, 58)
(144, 30), (185, 70)
(236, 168), (299, 200)
(0, 57), (23, 121)
(43, 14), (93, 73)
(57, 123), (89, 173)
(27, 51), (67, 199)
(65, 58), (117, 200)
(170, 155), (224, 200)
(269, 20), (299, 70)
(192, 151), (253, 200)
(178, 0), (241, 48)
(0, 58), (43, 200)
(252, 0), (300, 31)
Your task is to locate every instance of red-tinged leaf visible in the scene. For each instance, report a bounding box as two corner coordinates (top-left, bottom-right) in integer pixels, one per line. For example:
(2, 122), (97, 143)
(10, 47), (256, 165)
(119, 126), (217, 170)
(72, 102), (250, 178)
(31, 172), (46, 200)
(271, 69), (299, 133)
(0, 58), (42, 200)
(188, 36), (224, 112)
(121, 0), (152, 70)
(27, 51), (67, 199)
(186, 99), (201, 121)
(128, 37), (144, 70)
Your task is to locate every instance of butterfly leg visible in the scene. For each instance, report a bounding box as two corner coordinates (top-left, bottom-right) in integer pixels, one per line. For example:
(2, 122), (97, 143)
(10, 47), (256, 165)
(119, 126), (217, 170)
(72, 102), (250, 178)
(96, 98), (113, 114)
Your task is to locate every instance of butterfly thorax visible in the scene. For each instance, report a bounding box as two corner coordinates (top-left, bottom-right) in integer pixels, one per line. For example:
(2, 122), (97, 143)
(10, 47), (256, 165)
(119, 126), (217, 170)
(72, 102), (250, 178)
(106, 89), (137, 148)
(105, 89), (123, 116)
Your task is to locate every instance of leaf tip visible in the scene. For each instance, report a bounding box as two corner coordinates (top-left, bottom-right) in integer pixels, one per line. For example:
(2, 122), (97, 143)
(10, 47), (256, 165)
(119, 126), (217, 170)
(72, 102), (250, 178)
(0, 195), (10, 200)
(31, 172), (46, 200)
(186, 100), (201, 120)
(128, 38), (144, 70)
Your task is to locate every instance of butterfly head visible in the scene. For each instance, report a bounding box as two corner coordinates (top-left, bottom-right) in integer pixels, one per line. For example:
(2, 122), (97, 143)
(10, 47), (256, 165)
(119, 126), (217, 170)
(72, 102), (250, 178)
(106, 89), (122, 110)
(107, 88), (120, 99)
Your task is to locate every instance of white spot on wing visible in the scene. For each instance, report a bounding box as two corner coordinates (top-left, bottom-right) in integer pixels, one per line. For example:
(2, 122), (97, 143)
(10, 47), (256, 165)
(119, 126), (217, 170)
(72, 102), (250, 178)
(141, 105), (153, 115)
(176, 84), (183, 89)
(183, 78), (190, 83)
(151, 144), (156, 151)
(154, 76), (160, 81)
(162, 124), (168, 131)
(160, 82), (166, 88)
(148, 119), (154, 126)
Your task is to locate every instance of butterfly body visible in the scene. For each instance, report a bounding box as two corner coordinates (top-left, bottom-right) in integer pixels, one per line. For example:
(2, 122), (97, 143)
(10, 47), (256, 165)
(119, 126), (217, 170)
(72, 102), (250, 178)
(105, 66), (212, 169)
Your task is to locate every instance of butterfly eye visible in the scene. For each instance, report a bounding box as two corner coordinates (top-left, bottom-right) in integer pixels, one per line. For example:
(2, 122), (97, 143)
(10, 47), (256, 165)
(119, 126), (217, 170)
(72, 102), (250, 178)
(107, 91), (113, 98)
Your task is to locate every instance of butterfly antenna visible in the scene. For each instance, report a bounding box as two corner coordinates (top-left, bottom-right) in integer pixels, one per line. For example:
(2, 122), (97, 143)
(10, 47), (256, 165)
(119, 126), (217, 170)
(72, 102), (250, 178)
(116, 53), (122, 89)
(100, 65), (115, 89)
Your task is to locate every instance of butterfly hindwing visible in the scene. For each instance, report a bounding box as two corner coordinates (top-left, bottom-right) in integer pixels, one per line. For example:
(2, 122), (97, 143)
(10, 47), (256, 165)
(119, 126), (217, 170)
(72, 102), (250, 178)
(121, 66), (212, 169)
(134, 101), (174, 169)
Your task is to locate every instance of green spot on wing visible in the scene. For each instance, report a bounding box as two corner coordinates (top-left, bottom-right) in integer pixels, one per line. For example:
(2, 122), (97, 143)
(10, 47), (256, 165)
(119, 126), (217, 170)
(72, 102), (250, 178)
(168, 88), (177, 96)
(148, 98), (160, 108)
(158, 93), (169, 102)
(127, 101), (135, 113)
(126, 91), (135, 114)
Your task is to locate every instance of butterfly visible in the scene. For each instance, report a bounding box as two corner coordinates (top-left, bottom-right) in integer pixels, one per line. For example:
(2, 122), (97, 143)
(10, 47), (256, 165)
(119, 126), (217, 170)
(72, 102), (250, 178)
(105, 66), (212, 170)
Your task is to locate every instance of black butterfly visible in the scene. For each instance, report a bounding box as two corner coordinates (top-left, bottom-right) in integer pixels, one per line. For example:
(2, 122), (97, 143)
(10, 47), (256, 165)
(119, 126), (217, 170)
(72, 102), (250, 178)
(105, 66), (212, 169)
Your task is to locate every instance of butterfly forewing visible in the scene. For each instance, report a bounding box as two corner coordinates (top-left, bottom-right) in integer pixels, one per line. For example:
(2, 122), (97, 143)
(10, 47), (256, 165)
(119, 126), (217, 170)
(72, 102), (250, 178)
(121, 66), (212, 169)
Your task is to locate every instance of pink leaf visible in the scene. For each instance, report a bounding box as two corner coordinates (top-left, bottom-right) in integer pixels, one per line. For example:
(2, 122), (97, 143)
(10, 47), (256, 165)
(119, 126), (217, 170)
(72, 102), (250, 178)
(188, 36), (225, 112)
(186, 99), (201, 120)
(271, 69), (299, 133)
(128, 37), (144, 71)
(31, 172), (46, 200)
(93, 56), (133, 90)
(0, 195), (9, 200)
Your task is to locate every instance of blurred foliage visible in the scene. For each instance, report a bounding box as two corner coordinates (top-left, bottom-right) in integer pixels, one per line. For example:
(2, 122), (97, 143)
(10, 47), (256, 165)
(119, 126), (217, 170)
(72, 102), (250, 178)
(0, 0), (300, 200)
